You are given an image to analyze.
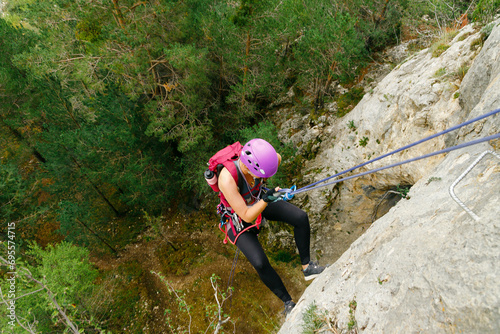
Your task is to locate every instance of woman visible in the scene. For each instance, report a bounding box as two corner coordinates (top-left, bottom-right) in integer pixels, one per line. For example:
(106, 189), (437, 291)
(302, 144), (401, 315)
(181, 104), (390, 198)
(218, 138), (325, 315)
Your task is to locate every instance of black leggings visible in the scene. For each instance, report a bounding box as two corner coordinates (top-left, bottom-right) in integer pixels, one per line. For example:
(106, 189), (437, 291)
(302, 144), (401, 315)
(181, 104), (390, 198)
(227, 200), (310, 302)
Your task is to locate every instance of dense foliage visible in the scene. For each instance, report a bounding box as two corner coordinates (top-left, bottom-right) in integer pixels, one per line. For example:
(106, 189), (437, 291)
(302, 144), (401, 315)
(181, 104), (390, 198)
(0, 242), (99, 332)
(0, 0), (408, 241)
(1, 0), (497, 332)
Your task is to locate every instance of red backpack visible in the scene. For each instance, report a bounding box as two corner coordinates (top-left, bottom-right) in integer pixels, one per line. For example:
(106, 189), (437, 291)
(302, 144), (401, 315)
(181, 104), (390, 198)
(204, 142), (262, 244)
(204, 142), (242, 202)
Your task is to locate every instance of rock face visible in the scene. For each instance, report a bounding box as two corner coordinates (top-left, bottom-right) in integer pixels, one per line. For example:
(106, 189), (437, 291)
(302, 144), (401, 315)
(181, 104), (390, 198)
(278, 20), (500, 334)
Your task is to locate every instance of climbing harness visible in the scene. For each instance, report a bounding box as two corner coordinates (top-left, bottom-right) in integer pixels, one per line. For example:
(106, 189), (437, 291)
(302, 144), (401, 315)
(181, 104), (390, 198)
(218, 202), (264, 245)
(276, 108), (500, 197)
(217, 160), (266, 245)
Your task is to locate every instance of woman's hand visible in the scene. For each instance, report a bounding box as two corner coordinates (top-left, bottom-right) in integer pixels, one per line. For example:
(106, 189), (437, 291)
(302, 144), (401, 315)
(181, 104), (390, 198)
(262, 187), (283, 203)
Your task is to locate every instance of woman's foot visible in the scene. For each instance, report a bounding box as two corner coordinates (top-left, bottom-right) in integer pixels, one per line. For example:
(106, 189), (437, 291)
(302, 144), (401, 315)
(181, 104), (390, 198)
(284, 300), (296, 317)
(302, 261), (326, 281)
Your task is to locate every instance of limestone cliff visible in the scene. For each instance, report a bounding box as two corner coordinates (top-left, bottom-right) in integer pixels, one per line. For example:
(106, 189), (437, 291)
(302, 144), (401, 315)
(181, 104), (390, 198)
(278, 19), (500, 334)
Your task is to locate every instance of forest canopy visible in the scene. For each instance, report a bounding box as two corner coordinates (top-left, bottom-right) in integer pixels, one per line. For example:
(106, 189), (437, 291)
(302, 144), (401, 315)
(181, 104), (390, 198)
(0, 0), (410, 224)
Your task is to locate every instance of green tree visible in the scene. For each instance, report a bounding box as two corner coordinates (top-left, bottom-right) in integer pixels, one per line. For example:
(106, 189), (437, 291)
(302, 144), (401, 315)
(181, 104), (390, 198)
(0, 242), (100, 333)
(1, 0), (420, 251)
(0, 19), (54, 240)
(145, 43), (213, 152)
(237, 121), (297, 187)
(0, 17), (174, 250)
(286, 2), (367, 108)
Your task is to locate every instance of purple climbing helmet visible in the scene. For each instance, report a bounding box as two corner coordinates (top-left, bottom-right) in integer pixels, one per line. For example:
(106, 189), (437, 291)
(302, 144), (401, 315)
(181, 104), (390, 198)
(240, 139), (279, 178)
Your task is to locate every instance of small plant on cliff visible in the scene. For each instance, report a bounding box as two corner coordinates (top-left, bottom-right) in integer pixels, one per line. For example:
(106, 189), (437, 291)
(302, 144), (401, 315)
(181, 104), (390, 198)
(430, 29), (458, 58)
(359, 137), (369, 147)
(431, 43), (450, 57)
(454, 64), (469, 81)
(481, 22), (496, 38)
(434, 67), (447, 78)
(302, 302), (327, 334)
(378, 276), (389, 285)
(348, 299), (358, 332)
(396, 184), (411, 199)
(425, 176), (442, 185)
(302, 302), (342, 334)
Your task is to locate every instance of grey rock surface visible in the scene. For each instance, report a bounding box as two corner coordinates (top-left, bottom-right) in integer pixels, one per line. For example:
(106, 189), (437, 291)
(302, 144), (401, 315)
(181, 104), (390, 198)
(278, 20), (500, 334)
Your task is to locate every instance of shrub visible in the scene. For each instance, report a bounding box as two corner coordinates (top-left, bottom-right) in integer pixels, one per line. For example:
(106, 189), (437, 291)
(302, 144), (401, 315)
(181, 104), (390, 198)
(434, 67), (447, 77)
(237, 120), (297, 185)
(455, 64), (469, 81)
(75, 19), (102, 42)
(359, 136), (369, 147)
(432, 43), (450, 57)
(337, 87), (365, 117)
(302, 302), (328, 334)
(472, 0), (500, 23)
(0, 242), (99, 332)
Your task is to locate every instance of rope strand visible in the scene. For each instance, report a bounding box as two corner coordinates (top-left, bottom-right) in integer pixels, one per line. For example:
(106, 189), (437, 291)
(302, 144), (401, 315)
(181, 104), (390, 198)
(293, 108), (500, 194)
(291, 132), (500, 195)
(226, 249), (239, 310)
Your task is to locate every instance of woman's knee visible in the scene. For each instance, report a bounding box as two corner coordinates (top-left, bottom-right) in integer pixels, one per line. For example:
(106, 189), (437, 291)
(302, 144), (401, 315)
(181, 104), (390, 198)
(293, 209), (310, 228)
(251, 256), (271, 272)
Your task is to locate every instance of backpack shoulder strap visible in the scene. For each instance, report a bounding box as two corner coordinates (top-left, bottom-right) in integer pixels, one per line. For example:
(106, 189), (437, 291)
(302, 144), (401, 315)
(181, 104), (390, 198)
(224, 160), (239, 185)
(219, 161), (243, 209)
(209, 142), (244, 209)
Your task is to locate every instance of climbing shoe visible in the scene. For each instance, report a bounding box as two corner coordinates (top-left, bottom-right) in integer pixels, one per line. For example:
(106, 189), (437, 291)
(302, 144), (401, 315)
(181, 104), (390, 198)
(284, 300), (296, 317)
(303, 261), (326, 281)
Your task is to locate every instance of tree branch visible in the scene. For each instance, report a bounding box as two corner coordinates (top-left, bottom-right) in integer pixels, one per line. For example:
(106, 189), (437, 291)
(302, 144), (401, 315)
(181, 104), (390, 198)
(20, 268), (80, 334)
(112, 0), (126, 30)
(0, 286), (38, 334)
(0, 258), (79, 334)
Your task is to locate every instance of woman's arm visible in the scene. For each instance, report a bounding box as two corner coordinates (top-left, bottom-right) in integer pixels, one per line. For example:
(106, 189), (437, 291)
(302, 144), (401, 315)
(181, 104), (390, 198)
(218, 168), (268, 222)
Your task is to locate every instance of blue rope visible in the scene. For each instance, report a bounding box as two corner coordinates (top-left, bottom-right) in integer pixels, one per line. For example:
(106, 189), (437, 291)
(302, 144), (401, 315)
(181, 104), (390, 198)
(290, 108), (500, 195)
(291, 132), (500, 195)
